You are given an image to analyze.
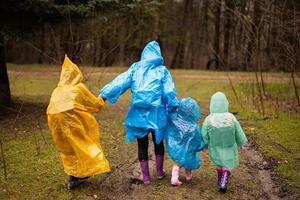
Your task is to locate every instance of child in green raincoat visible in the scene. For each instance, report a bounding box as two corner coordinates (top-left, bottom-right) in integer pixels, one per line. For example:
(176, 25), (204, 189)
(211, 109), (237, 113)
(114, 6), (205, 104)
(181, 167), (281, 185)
(202, 92), (247, 193)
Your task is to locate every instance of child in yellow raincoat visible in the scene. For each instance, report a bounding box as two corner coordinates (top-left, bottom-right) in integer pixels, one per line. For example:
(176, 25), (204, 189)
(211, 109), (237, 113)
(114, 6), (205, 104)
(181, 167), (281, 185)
(47, 55), (110, 190)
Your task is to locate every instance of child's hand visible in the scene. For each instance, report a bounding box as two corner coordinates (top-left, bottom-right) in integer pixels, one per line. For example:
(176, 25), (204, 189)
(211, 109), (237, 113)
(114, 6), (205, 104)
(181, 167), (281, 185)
(168, 106), (178, 113)
(98, 94), (106, 102)
(239, 145), (246, 150)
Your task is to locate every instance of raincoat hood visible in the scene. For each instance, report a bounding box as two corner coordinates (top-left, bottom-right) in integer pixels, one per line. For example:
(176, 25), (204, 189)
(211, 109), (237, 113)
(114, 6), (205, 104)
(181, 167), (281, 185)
(47, 55), (102, 115)
(178, 97), (201, 122)
(166, 97), (205, 170)
(58, 55), (83, 86)
(209, 92), (229, 113)
(140, 41), (163, 66)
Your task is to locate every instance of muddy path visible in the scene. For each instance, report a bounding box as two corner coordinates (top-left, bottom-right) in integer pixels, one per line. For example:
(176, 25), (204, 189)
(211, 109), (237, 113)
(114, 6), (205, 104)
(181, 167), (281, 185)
(7, 70), (293, 83)
(91, 138), (282, 200)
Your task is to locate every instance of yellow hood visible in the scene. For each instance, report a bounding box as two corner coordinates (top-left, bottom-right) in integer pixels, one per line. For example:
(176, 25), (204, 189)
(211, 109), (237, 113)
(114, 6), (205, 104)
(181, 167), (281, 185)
(58, 55), (83, 86)
(47, 55), (103, 114)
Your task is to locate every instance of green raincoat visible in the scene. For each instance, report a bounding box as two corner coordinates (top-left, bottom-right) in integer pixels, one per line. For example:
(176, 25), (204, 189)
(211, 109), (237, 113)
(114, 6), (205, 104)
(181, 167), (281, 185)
(202, 92), (247, 169)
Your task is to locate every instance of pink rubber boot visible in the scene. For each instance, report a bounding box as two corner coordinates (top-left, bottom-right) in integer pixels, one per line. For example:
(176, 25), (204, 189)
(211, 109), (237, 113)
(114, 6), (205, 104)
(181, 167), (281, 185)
(185, 169), (192, 181)
(171, 165), (182, 186)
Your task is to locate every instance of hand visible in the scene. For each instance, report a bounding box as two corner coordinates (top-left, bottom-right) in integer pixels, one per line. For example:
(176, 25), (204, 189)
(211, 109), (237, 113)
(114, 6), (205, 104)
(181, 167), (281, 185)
(98, 94), (106, 101)
(169, 106), (178, 113)
(239, 145), (245, 150)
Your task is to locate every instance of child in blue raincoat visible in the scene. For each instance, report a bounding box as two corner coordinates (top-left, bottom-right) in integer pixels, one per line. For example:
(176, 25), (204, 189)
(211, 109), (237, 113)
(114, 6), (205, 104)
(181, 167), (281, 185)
(99, 41), (179, 184)
(166, 97), (206, 186)
(202, 92), (247, 192)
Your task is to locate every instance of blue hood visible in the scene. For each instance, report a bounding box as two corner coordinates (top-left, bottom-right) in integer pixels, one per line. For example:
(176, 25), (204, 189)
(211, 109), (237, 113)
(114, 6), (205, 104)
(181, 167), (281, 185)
(178, 98), (201, 122)
(140, 41), (163, 67)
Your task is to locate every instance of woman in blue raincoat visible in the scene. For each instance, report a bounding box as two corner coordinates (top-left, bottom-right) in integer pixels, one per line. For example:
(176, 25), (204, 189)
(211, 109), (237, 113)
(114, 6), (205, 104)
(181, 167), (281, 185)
(99, 41), (179, 184)
(166, 97), (206, 186)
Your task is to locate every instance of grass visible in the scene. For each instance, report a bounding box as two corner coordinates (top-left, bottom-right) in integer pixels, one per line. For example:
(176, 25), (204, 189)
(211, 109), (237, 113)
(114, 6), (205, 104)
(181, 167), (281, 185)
(252, 114), (300, 194)
(0, 64), (299, 199)
(231, 81), (300, 196)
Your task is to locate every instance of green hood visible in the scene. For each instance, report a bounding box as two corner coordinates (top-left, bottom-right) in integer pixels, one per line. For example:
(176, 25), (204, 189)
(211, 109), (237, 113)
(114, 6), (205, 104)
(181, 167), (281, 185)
(209, 92), (229, 113)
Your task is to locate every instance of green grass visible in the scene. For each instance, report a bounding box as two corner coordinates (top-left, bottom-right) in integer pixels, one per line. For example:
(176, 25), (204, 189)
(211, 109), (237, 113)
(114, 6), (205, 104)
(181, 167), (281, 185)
(230, 82), (300, 196)
(1, 65), (299, 199)
(253, 114), (300, 192)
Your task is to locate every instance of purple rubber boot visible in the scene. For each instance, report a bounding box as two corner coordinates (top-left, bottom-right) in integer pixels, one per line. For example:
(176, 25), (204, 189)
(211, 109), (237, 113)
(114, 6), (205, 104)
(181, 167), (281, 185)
(216, 168), (223, 186)
(155, 155), (166, 179)
(219, 169), (231, 193)
(139, 160), (150, 184)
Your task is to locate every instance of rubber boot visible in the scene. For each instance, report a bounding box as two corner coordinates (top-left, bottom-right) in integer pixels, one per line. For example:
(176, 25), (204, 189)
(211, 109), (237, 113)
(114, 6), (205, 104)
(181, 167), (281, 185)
(171, 165), (182, 186)
(216, 168), (223, 186)
(219, 169), (231, 193)
(155, 155), (166, 179)
(67, 176), (80, 190)
(185, 169), (192, 181)
(139, 160), (150, 184)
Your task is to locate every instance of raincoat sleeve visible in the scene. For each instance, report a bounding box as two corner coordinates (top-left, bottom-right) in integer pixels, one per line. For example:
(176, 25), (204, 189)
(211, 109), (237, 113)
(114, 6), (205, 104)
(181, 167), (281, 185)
(99, 65), (134, 104)
(233, 116), (248, 146)
(201, 117), (209, 145)
(162, 68), (179, 111)
(193, 127), (206, 151)
(77, 84), (105, 112)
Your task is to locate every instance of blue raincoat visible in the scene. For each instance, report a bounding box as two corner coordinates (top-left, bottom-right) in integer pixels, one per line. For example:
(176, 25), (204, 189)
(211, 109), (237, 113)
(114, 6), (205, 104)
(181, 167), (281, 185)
(100, 41), (179, 144)
(166, 98), (206, 170)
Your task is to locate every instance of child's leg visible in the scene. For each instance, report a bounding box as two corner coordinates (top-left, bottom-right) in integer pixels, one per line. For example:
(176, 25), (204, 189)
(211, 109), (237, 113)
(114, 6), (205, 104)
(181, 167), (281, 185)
(152, 132), (164, 156)
(137, 135), (150, 184)
(185, 168), (192, 181)
(137, 135), (149, 161)
(151, 132), (166, 179)
(171, 164), (182, 186)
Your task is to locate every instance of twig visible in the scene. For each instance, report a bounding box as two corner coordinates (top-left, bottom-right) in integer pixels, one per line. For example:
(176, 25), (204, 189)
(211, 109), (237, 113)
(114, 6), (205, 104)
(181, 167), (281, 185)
(25, 42), (60, 64)
(32, 131), (40, 156)
(255, 71), (265, 117)
(37, 122), (48, 145)
(0, 136), (7, 180)
(227, 72), (245, 110)
(13, 100), (24, 137)
(291, 70), (300, 106)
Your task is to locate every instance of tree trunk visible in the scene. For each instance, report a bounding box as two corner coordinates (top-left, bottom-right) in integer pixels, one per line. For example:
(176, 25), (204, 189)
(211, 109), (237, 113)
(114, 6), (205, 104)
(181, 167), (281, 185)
(224, 0), (234, 69)
(170, 0), (190, 69)
(118, 19), (126, 66)
(246, 0), (261, 70)
(170, 42), (182, 69)
(213, 0), (221, 70)
(38, 23), (46, 64)
(0, 35), (11, 108)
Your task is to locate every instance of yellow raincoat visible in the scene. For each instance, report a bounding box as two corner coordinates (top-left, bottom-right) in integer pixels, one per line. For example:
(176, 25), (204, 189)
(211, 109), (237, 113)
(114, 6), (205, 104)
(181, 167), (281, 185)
(47, 55), (110, 178)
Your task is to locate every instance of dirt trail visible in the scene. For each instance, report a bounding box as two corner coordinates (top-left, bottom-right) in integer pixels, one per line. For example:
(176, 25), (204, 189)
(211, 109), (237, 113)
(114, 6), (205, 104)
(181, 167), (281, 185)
(8, 70), (292, 83)
(243, 142), (280, 200)
(94, 139), (281, 200)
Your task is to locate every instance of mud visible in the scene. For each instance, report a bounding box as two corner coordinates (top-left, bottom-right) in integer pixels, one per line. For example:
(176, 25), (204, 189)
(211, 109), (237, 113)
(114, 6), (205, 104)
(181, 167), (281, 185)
(243, 142), (280, 200)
